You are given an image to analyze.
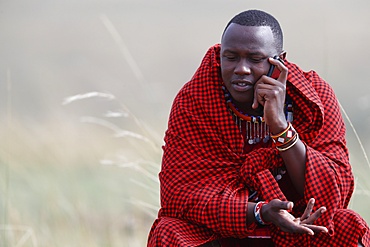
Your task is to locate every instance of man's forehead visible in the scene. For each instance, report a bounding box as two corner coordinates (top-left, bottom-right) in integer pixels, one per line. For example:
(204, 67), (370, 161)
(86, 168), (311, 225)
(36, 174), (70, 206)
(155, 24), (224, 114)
(221, 24), (275, 53)
(222, 24), (273, 42)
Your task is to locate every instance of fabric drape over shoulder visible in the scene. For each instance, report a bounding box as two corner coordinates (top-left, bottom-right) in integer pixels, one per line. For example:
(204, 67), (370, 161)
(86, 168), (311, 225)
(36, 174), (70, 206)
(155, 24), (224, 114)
(148, 44), (370, 247)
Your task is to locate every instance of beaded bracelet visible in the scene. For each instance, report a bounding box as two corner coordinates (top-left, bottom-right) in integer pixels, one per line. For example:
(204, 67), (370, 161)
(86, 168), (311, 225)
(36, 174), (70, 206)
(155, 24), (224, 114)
(254, 201), (270, 225)
(276, 134), (299, 152)
(271, 122), (297, 147)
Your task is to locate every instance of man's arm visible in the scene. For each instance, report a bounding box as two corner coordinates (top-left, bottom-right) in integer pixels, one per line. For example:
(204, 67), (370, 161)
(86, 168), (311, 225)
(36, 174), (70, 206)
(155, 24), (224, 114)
(254, 59), (354, 235)
(253, 57), (307, 195)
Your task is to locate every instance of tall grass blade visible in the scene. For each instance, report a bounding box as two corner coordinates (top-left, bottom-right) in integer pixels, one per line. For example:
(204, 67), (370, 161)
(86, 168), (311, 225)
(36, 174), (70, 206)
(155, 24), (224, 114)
(339, 101), (370, 169)
(99, 13), (146, 87)
(126, 199), (158, 218)
(2, 68), (12, 246)
(62, 92), (115, 105)
(80, 116), (159, 153)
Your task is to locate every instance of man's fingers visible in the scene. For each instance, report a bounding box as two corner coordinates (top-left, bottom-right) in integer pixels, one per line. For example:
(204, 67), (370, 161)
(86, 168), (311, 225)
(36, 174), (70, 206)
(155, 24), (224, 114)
(279, 217), (329, 236)
(302, 206), (327, 224)
(301, 224), (329, 233)
(282, 222), (327, 235)
(252, 83), (277, 108)
(269, 199), (293, 211)
(286, 201), (294, 211)
(280, 223), (314, 236)
(269, 198), (328, 236)
(301, 198), (315, 220)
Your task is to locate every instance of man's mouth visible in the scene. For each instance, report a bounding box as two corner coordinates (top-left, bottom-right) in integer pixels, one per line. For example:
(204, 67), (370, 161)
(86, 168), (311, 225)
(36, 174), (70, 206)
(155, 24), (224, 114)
(231, 80), (253, 92)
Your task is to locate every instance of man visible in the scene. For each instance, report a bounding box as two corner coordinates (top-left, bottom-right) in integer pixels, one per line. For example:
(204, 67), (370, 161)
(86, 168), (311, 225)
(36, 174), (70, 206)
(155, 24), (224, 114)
(148, 10), (370, 246)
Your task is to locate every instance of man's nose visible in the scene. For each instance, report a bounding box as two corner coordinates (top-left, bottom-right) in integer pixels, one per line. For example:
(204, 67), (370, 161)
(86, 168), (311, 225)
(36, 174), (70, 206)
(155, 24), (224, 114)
(234, 60), (251, 75)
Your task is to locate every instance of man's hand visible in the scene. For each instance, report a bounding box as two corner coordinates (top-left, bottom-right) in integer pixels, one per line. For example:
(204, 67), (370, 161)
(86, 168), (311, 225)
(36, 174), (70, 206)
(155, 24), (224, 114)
(252, 57), (288, 134)
(261, 198), (328, 235)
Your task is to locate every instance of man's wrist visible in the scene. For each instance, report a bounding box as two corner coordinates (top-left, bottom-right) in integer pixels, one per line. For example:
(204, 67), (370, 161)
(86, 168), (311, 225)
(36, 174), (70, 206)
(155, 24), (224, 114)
(269, 119), (288, 135)
(254, 201), (271, 225)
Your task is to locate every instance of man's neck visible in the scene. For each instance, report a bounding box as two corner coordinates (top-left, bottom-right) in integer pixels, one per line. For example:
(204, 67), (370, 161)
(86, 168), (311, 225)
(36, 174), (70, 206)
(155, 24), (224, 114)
(233, 101), (264, 116)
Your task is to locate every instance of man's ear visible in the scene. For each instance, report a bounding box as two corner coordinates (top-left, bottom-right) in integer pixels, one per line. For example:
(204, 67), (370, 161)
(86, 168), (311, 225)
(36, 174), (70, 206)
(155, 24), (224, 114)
(279, 51), (287, 60)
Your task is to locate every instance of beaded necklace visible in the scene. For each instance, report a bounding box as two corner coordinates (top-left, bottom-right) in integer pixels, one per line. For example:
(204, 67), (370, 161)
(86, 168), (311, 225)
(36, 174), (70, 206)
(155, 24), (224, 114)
(222, 85), (293, 145)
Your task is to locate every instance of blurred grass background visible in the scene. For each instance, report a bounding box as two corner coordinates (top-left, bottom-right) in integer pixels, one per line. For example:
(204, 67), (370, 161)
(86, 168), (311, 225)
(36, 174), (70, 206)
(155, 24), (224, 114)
(1, 0), (370, 246)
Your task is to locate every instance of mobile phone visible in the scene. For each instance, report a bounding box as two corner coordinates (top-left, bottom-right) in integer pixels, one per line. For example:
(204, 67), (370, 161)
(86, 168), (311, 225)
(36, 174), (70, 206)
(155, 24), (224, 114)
(267, 55), (284, 78)
(256, 56), (284, 114)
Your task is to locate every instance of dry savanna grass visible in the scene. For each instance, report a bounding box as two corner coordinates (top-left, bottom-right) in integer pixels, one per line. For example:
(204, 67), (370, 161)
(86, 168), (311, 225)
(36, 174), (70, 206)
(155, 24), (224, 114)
(1, 109), (161, 247)
(1, 93), (161, 247)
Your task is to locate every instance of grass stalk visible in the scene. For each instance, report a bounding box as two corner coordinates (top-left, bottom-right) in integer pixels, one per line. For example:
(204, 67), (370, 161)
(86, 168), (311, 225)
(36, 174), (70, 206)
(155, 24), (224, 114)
(339, 101), (370, 169)
(99, 13), (146, 88)
(2, 68), (12, 246)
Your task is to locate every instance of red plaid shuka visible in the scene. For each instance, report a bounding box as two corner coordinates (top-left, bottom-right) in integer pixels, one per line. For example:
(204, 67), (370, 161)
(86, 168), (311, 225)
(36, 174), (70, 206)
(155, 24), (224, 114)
(148, 44), (370, 247)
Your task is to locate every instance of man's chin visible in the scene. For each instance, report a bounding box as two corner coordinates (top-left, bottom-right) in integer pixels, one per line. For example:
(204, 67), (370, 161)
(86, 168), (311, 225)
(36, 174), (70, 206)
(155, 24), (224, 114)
(231, 96), (253, 106)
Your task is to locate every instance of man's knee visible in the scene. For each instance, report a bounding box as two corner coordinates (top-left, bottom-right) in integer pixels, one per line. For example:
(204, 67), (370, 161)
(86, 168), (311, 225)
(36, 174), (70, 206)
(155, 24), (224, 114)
(148, 217), (194, 246)
(149, 217), (182, 245)
(148, 217), (214, 247)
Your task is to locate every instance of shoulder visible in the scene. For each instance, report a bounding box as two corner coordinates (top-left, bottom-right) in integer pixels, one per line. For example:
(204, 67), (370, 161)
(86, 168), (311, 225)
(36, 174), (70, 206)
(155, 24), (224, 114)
(286, 61), (337, 102)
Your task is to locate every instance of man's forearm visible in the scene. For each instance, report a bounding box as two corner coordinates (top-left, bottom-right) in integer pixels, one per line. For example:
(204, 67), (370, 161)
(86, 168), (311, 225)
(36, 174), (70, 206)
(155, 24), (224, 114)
(278, 137), (306, 196)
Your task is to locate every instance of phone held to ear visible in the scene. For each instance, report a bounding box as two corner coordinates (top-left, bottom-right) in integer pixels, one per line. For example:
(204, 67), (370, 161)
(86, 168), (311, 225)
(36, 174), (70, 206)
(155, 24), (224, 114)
(256, 55), (285, 114)
(267, 55), (284, 78)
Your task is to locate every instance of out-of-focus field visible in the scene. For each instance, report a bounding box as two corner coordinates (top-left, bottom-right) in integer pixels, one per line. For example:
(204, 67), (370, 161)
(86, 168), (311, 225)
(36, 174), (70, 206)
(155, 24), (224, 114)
(1, 0), (370, 246)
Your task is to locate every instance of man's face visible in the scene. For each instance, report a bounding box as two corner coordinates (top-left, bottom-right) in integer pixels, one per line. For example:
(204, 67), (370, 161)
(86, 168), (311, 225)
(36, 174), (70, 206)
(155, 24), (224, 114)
(220, 24), (278, 108)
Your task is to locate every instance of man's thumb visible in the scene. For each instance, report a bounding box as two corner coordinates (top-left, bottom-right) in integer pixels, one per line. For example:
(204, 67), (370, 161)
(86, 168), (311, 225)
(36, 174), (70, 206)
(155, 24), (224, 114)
(286, 201), (294, 210)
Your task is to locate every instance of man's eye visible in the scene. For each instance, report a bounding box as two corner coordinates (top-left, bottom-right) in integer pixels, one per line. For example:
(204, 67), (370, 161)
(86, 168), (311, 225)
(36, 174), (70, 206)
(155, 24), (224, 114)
(225, 56), (237, 61)
(250, 57), (263, 63)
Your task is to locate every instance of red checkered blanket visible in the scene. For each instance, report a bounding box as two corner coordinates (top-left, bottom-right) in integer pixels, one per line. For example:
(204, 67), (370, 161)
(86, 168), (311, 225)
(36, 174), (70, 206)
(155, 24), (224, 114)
(148, 44), (369, 247)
